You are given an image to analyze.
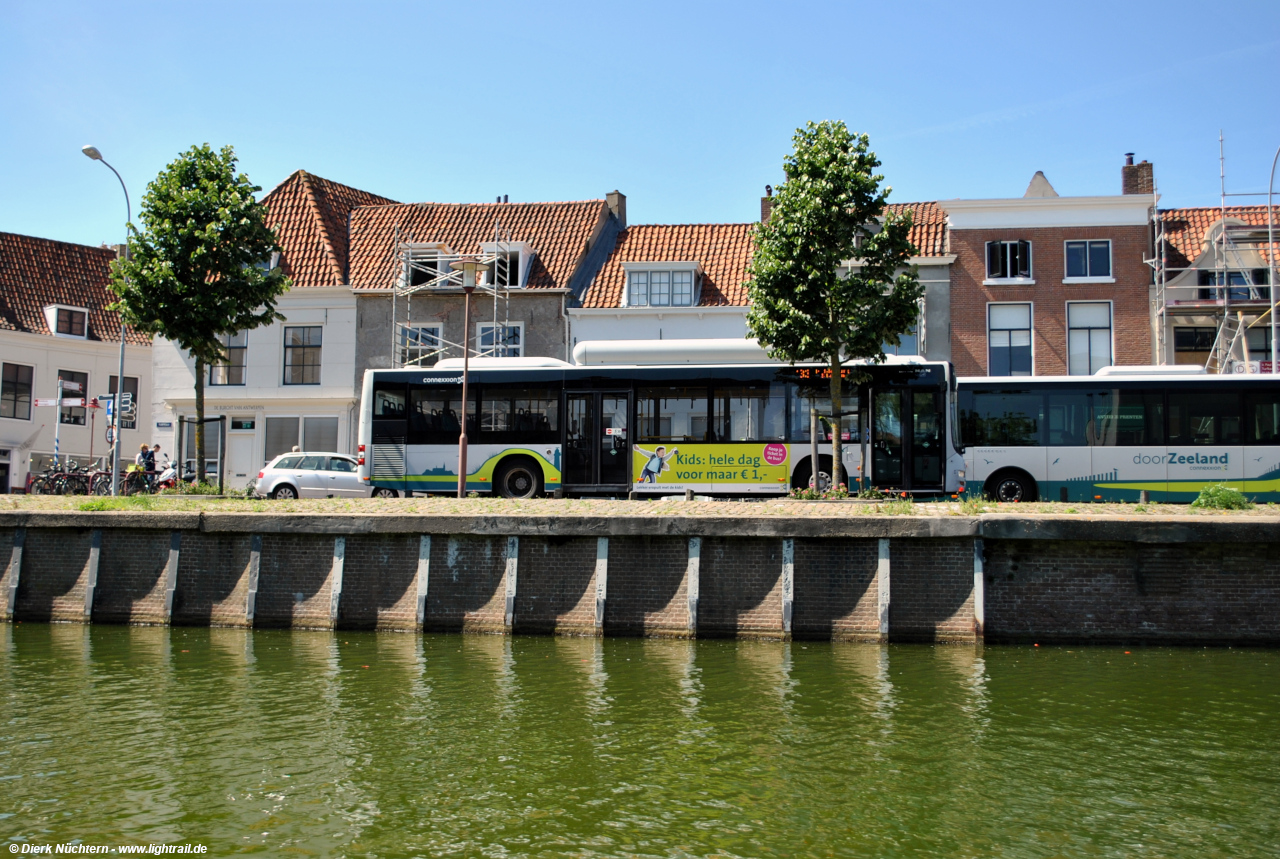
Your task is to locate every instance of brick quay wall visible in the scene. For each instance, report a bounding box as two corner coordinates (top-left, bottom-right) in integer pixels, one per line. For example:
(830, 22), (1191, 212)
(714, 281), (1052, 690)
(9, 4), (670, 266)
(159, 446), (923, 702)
(1, 511), (1277, 645)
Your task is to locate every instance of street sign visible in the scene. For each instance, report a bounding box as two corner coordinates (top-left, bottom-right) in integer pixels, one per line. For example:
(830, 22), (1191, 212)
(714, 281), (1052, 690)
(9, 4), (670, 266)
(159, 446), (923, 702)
(34, 398), (57, 407)
(106, 427), (114, 444)
(60, 398), (84, 407)
(60, 380), (82, 393)
(119, 392), (134, 413)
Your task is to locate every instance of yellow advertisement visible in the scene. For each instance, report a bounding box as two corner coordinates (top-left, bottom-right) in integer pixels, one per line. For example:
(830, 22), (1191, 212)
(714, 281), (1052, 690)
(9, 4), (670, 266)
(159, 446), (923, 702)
(632, 443), (790, 487)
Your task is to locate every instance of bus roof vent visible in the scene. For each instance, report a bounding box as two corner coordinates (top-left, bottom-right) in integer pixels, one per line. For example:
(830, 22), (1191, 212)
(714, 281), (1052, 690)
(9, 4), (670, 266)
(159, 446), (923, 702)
(572, 338), (774, 366)
(1094, 364), (1207, 376)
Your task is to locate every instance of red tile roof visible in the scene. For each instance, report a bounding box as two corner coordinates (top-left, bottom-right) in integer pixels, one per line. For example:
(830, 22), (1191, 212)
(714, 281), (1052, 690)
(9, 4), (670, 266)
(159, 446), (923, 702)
(579, 203), (946, 309)
(0, 232), (148, 345)
(890, 201), (948, 257)
(347, 200), (610, 289)
(261, 170), (398, 287)
(580, 223), (755, 308)
(1159, 205), (1278, 269)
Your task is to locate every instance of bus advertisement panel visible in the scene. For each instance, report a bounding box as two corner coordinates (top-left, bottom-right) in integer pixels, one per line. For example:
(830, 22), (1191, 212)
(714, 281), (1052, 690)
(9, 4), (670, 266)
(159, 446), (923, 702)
(632, 442), (791, 493)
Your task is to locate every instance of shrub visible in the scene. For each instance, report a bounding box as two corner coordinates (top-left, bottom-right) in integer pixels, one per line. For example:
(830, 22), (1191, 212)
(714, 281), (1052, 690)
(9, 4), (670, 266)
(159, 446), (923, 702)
(1190, 483), (1253, 511)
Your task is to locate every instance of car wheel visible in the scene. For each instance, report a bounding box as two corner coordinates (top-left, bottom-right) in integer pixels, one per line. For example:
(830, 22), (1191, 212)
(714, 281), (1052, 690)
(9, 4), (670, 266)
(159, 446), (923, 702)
(496, 459), (541, 499)
(987, 469), (1037, 503)
(372, 487), (398, 499)
(271, 484), (298, 500)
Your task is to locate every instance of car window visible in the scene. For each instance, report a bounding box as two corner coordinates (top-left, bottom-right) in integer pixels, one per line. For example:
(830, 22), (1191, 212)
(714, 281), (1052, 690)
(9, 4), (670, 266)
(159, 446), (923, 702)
(297, 455), (324, 471)
(327, 458), (356, 472)
(274, 456), (302, 469)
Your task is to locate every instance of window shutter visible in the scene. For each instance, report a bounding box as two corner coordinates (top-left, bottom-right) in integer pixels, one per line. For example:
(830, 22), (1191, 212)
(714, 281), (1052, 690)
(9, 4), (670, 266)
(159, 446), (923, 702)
(986, 242), (1002, 278)
(1016, 241), (1031, 278)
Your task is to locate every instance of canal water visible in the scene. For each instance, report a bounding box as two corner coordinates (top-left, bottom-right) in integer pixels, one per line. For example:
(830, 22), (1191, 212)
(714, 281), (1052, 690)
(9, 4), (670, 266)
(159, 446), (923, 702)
(1, 626), (1277, 858)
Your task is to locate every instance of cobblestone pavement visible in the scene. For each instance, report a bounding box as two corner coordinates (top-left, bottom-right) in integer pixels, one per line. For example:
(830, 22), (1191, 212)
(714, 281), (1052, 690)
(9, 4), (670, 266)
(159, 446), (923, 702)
(4, 494), (1278, 518)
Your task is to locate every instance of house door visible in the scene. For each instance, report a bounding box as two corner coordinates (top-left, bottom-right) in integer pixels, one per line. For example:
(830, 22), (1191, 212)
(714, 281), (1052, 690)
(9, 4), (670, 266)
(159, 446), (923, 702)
(563, 392), (631, 488)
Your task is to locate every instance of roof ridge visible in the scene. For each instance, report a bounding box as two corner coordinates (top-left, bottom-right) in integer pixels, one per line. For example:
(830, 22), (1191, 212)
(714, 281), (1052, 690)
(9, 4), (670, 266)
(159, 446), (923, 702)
(356, 199), (607, 210)
(0, 230), (117, 253)
(297, 171), (346, 285)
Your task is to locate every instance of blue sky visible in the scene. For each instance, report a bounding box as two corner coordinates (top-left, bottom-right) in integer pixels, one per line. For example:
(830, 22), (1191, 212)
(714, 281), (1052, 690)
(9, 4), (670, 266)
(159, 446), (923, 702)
(4, 0), (1278, 248)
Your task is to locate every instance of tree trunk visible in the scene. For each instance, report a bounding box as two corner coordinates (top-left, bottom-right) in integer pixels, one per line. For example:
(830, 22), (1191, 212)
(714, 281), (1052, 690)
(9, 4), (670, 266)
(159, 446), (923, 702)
(829, 353), (842, 492)
(194, 357), (206, 484)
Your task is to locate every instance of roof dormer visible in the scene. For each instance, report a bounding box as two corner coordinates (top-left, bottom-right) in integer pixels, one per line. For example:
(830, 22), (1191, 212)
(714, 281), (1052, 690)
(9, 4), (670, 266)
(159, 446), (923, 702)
(621, 261), (702, 307)
(44, 304), (89, 340)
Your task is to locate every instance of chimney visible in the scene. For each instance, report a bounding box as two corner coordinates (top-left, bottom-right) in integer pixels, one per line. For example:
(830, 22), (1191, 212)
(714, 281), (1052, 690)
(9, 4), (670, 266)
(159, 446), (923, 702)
(606, 190), (626, 229)
(1122, 154), (1154, 195)
(761, 185), (774, 223)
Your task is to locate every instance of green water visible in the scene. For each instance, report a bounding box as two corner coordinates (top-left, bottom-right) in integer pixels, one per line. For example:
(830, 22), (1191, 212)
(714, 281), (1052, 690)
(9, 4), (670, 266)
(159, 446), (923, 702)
(1, 626), (1277, 858)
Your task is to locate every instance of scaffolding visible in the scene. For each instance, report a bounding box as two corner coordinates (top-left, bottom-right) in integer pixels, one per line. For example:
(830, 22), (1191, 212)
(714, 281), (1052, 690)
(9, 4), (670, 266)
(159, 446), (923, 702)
(389, 221), (522, 368)
(1150, 133), (1279, 374)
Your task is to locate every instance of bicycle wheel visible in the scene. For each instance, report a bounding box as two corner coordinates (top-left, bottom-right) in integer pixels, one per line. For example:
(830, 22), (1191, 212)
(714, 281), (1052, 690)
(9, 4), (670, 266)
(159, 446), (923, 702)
(93, 475), (113, 495)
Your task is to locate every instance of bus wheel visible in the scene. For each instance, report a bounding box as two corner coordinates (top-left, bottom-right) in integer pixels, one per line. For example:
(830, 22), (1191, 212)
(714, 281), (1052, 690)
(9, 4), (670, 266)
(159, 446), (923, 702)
(986, 469), (1037, 503)
(371, 487), (398, 499)
(496, 458), (541, 499)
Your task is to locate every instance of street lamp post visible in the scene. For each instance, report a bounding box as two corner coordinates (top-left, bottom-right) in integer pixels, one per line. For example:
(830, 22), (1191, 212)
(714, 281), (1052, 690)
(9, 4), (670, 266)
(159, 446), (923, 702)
(81, 145), (130, 495)
(449, 259), (490, 498)
(1267, 144), (1280, 375)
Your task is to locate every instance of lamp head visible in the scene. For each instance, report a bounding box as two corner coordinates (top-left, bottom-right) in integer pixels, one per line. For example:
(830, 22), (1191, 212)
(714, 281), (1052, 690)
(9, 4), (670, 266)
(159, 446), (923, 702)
(81, 145), (103, 161)
(449, 257), (491, 288)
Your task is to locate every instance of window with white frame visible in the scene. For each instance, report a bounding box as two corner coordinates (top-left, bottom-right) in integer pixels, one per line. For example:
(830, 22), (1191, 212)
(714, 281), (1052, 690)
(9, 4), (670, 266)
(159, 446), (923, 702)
(988, 304), (1032, 376)
(478, 323), (522, 357)
(108, 375), (140, 430)
(485, 250), (522, 287)
(881, 325), (920, 357)
(397, 324), (442, 367)
(58, 370), (88, 425)
(283, 326), (322, 385)
(1065, 240), (1111, 279)
(45, 305), (88, 338)
(985, 241), (1032, 281)
(1, 363), (33, 421)
(1067, 302), (1112, 376)
(627, 269), (697, 307)
(209, 331), (248, 385)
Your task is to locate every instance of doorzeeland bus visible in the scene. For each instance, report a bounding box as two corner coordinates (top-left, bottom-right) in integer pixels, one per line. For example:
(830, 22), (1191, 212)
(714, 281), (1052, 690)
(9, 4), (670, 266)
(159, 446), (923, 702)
(959, 366), (1280, 503)
(356, 339), (967, 498)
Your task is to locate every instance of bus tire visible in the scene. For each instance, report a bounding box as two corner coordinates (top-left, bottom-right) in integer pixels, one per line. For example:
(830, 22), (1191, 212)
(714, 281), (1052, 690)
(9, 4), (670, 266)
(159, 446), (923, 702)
(985, 469), (1037, 503)
(371, 487), (398, 499)
(495, 457), (542, 499)
(791, 456), (846, 492)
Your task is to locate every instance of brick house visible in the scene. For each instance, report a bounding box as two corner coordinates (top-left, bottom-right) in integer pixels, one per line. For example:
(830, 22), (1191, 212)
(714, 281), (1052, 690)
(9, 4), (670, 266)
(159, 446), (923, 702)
(0, 232), (150, 491)
(572, 198), (954, 362)
(941, 160), (1156, 377)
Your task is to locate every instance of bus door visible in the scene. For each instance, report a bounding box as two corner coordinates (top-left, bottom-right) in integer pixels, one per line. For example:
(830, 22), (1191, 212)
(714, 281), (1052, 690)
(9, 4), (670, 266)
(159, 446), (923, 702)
(871, 388), (944, 492)
(563, 391), (631, 489)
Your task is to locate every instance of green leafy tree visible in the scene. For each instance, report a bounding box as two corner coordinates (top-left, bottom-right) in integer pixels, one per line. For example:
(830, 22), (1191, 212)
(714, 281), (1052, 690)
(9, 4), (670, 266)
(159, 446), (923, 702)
(746, 121), (923, 487)
(111, 144), (290, 482)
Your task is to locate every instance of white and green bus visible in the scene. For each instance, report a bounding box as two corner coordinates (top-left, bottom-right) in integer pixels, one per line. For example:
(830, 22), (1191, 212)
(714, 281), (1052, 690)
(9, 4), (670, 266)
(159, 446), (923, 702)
(356, 340), (967, 498)
(959, 367), (1280, 503)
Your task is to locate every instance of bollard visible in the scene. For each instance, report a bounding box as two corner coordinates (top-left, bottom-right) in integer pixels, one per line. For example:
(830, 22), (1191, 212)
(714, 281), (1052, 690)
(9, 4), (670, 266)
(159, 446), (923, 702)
(685, 489), (695, 501)
(1140, 490), (1150, 504)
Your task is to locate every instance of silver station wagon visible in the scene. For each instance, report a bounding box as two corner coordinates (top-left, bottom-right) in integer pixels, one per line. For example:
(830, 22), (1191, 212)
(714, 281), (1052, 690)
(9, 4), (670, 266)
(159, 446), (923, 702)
(255, 452), (399, 499)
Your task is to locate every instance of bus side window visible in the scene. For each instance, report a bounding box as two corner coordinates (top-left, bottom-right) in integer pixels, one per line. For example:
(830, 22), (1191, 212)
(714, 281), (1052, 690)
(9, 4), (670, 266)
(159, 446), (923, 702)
(1114, 390), (1163, 445)
(1087, 391), (1116, 447)
(1047, 392), (1089, 446)
(964, 391), (1042, 446)
(1168, 390), (1242, 445)
(1245, 390), (1280, 444)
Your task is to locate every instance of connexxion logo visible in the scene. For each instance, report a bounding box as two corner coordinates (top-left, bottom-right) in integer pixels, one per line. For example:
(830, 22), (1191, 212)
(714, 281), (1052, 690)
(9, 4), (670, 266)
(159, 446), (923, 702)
(1133, 452), (1229, 465)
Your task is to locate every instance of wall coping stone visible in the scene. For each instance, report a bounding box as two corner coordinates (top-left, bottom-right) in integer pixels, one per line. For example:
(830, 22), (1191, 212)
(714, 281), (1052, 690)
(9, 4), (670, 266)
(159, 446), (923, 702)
(0, 510), (1275, 542)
